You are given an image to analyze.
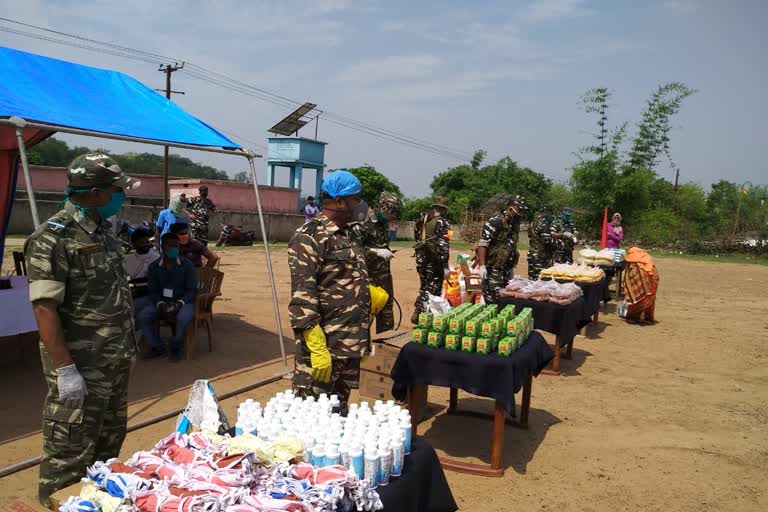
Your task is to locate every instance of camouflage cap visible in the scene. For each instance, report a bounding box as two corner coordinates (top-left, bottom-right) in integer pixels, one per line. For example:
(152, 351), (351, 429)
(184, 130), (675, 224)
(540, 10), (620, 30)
(510, 195), (528, 210)
(378, 191), (401, 217)
(67, 153), (141, 190)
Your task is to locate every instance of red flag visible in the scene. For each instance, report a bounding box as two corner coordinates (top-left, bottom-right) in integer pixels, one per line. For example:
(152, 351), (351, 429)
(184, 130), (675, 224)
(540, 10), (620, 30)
(599, 208), (608, 249)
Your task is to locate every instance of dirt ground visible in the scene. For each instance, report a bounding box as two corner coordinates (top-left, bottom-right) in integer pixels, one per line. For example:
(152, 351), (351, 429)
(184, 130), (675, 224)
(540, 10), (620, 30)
(1, 242), (767, 511)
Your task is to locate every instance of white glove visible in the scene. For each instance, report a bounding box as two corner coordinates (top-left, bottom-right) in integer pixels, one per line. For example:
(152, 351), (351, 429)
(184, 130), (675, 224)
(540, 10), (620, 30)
(573, 237), (579, 244)
(476, 265), (487, 280)
(443, 268), (451, 278)
(56, 364), (88, 408)
(371, 248), (395, 260)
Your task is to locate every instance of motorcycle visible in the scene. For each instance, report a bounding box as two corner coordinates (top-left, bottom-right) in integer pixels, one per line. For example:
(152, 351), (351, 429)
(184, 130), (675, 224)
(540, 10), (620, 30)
(216, 223), (257, 246)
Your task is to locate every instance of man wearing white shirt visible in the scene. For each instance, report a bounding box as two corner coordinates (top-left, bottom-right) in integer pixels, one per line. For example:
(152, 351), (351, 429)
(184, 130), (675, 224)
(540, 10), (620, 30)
(124, 228), (159, 314)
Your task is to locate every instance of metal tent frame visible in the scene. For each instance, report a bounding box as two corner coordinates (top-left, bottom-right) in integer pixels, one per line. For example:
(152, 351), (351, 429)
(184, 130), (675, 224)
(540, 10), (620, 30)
(0, 115), (287, 370)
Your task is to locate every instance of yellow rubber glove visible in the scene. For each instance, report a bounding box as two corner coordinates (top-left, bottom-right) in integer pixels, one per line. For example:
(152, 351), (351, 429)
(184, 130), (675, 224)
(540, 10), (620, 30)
(302, 325), (332, 383)
(369, 285), (390, 318)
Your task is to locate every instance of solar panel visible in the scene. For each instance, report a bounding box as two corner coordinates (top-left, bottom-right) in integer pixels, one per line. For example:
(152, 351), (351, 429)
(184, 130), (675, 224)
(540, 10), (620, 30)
(268, 102), (318, 136)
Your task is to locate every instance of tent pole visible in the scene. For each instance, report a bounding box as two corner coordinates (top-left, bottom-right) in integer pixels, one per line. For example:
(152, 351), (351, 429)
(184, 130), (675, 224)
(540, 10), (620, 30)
(15, 127), (40, 228)
(247, 155), (288, 372)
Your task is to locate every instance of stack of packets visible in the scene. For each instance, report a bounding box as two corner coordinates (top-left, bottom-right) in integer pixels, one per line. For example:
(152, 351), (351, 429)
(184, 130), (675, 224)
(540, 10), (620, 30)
(578, 248), (625, 266)
(412, 303), (533, 356)
(499, 278), (583, 305)
(539, 263), (605, 283)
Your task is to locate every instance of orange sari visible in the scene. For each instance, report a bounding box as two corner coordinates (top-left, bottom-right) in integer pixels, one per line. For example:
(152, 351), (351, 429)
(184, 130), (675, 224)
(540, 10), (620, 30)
(621, 247), (659, 322)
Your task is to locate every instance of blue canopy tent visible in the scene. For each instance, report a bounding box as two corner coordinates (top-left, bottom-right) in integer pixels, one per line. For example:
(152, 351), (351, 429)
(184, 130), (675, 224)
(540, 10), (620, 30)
(0, 46), (286, 366)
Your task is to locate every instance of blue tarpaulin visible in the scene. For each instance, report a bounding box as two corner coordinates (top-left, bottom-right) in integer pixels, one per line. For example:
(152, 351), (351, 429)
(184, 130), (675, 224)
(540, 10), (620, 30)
(0, 45), (239, 148)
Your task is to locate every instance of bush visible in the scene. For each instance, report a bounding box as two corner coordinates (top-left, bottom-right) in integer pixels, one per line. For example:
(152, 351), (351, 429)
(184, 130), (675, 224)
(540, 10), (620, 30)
(631, 207), (695, 245)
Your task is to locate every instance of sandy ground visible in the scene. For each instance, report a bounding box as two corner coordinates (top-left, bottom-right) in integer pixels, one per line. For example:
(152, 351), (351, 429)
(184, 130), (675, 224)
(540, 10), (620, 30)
(1, 241), (767, 511)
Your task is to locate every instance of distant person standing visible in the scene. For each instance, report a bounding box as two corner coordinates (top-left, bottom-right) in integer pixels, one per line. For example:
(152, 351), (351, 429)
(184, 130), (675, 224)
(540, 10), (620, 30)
(607, 212), (624, 248)
(155, 194), (188, 250)
(304, 196), (320, 223)
(412, 197), (451, 324)
(187, 185), (216, 246)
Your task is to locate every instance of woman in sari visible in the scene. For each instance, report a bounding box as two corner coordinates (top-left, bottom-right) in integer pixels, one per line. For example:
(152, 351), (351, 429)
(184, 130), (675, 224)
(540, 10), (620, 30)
(620, 247), (659, 322)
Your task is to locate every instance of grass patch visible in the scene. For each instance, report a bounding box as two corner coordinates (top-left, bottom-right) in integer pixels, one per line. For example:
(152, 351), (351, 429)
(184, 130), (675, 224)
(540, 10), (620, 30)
(650, 249), (768, 266)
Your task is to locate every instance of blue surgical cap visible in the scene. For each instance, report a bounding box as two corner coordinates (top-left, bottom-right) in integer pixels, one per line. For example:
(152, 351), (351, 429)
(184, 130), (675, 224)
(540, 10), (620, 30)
(322, 170), (363, 198)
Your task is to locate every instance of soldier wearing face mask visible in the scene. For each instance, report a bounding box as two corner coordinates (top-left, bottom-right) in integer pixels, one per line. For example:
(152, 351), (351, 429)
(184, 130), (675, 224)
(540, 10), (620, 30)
(527, 205), (560, 280)
(24, 153), (141, 505)
(287, 170), (374, 404)
(475, 195), (527, 303)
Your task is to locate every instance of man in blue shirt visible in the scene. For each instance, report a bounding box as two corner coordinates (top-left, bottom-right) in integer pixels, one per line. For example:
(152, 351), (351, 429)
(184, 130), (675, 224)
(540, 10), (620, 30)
(137, 232), (197, 361)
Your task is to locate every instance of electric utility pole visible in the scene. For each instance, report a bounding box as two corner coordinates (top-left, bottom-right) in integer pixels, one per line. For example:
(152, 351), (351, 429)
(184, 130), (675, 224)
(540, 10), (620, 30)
(157, 62), (185, 207)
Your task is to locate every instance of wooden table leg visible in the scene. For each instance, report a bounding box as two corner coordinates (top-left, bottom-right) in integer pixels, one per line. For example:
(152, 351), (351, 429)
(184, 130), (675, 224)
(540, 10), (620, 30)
(449, 387), (458, 413)
(542, 336), (562, 375)
(615, 268), (623, 301)
(519, 372), (532, 428)
(490, 401), (505, 469)
(408, 384), (427, 435)
(593, 310), (599, 324)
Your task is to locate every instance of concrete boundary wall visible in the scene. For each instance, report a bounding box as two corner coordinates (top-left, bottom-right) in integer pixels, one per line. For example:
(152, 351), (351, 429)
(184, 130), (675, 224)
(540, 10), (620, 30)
(9, 199), (305, 242)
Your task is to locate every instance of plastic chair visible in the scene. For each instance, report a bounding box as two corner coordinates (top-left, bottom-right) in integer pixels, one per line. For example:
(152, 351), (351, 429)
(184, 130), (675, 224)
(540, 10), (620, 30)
(183, 267), (224, 359)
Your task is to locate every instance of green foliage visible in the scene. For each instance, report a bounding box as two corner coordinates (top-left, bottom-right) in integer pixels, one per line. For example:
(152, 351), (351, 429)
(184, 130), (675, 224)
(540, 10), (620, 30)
(546, 183), (574, 210)
(627, 82), (697, 172)
(430, 156), (552, 222)
(632, 207), (686, 245)
(676, 183), (708, 225)
(25, 137), (229, 180)
(401, 197), (434, 221)
(343, 165), (402, 206)
(470, 150), (486, 170)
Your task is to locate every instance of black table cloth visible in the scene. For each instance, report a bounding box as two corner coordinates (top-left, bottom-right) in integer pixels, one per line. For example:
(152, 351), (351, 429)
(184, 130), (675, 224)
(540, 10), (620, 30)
(495, 297), (584, 348)
(574, 277), (609, 325)
(390, 332), (554, 417)
(377, 437), (458, 512)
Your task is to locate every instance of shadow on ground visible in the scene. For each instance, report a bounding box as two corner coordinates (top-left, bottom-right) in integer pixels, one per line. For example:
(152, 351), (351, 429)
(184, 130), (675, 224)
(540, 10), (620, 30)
(421, 397), (561, 475)
(0, 313), (288, 443)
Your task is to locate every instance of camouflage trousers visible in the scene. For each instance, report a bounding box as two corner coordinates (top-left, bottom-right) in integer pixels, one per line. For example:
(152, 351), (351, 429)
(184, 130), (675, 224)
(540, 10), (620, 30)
(292, 341), (360, 405)
(527, 250), (554, 280)
(369, 265), (395, 333)
(39, 352), (131, 506)
(482, 265), (513, 304)
(190, 220), (210, 246)
(413, 251), (443, 316)
(554, 248), (574, 264)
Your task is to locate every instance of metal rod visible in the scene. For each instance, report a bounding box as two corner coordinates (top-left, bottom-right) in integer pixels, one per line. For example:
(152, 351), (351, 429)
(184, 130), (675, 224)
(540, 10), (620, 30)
(0, 371), (285, 479)
(0, 118), (261, 158)
(247, 156), (288, 371)
(15, 127), (40, 227)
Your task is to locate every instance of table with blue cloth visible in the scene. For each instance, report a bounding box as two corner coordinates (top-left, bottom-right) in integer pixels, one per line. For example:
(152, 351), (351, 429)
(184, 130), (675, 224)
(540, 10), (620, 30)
(495, 296), (583, 375)
(390, 332), (554, 477)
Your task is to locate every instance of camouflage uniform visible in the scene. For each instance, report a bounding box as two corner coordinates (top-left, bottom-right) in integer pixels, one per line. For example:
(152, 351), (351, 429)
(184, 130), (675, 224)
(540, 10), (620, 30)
(288, 212), (371, 404)
(24, 154), (139, 506)
(527, 214), (556, 280)
(554, 212), (577, 264)
(187, 196), (216, 246)
(357, 192), (400, 333)
(413, 211), (450, 317)
(478, 212), (521, 303)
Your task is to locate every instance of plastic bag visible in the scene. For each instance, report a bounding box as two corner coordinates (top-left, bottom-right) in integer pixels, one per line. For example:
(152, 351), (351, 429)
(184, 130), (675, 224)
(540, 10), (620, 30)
(176, 380), (230, 435)
(426, 293), (452, 315)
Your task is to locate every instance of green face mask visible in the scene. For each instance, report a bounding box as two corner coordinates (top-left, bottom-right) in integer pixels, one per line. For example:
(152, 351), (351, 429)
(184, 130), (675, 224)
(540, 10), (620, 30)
(164, 247), (179, 258)
(562, 213), (571, 223)
(69, 189), (126, 220)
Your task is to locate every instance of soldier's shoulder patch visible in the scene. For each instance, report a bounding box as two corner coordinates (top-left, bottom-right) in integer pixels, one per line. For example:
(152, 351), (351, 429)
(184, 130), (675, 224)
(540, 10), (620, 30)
(44, 210), (75, 235)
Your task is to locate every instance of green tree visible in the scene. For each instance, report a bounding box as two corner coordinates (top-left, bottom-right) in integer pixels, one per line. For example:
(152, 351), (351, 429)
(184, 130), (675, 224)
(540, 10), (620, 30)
(470, 150), (486, 170)
(676, 183), (708, 226)
(400, 196), (434, 222)
(627, 82), (697, 172)
(24, 137), (230, 180)
(546, 183), (574, 210)
(342, 165), (402, 206)
(430, 156), (551, 221)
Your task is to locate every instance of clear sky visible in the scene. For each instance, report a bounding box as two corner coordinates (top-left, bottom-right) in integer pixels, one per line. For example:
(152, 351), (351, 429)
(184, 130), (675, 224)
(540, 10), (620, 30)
(1, 0), (765, 197)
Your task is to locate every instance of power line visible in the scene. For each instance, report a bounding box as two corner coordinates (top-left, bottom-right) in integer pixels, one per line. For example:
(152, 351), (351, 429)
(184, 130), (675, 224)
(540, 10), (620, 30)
(0, 17), (473, 162)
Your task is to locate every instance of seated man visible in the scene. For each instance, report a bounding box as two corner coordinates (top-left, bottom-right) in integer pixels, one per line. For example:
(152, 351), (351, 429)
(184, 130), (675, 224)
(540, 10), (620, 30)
(123, 227), (160, 314)
(138, 232), (197, 361)
(170, 222), (220, 268)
